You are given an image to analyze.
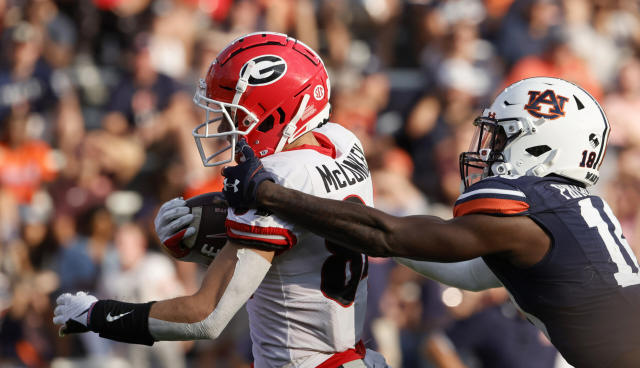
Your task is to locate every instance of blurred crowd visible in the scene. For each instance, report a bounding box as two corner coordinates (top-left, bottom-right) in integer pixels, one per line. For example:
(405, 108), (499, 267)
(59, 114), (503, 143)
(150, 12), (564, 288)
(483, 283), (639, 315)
(1, 0), (639, 367)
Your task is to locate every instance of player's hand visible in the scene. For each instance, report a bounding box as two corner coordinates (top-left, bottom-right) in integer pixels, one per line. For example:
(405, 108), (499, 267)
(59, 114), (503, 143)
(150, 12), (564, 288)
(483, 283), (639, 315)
(222, 139), (275, 209)
(53, 291), (98, 336)
(154, 197), (196, 248)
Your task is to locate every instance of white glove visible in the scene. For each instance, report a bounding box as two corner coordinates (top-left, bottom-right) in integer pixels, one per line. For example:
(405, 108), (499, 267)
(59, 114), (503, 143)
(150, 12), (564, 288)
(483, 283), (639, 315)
(53, 291), (98, 336)
(154, 197), (196, 245)
(364, 349), (390, 368)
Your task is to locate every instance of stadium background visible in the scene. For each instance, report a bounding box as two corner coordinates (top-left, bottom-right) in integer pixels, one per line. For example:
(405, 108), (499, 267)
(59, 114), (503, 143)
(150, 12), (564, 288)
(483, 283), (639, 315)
(1, 0), (639, 367)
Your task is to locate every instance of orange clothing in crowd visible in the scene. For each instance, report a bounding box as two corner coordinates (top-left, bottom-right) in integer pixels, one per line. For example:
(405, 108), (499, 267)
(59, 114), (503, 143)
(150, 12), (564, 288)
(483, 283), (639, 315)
(503, 55), (604, 102)
(183, 174), (224, 199)
(0, 140), (57, 203)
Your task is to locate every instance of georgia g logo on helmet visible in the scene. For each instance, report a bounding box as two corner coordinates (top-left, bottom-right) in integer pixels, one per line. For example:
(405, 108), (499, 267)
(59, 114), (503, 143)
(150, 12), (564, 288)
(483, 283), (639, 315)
(240, 55), (287, 86)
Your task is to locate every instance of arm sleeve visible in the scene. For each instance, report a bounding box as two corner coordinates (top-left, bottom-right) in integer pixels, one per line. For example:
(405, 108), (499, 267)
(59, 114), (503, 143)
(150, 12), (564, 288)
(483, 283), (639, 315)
(148, 248), (270, 340)
(393, 257), (502, 291)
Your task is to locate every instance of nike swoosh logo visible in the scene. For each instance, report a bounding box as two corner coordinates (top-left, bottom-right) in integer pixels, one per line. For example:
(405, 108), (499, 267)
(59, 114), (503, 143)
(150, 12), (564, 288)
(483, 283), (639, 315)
(106, 310), (133, 322)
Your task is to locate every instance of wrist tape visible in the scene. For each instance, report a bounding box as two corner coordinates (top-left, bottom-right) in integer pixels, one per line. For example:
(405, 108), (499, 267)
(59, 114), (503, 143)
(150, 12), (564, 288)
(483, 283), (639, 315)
(89, 300), (156, 346)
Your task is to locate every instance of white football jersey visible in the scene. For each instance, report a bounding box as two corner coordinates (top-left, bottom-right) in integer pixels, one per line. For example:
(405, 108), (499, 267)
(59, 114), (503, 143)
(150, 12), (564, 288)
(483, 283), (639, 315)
(226, 123), (374, 368)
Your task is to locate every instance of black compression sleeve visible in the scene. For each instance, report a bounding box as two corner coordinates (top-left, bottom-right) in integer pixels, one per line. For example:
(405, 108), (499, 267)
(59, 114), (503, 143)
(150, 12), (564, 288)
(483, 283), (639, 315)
(88, 300), (156, 346)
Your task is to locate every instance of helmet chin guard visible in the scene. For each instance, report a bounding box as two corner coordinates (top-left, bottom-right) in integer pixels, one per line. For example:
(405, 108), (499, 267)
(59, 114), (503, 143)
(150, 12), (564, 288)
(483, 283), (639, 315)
(459, 77), (610, 190)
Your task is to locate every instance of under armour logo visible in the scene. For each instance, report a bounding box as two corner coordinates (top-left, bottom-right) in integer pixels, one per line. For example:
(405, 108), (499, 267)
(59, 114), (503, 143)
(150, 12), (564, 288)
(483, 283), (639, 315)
(524, 89), (569, 120)
(224, 178), (240, 193)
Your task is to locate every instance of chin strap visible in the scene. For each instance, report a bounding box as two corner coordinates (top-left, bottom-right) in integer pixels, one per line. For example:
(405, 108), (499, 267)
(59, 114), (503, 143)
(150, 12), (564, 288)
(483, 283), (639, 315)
(231, 61), (255, 124)
(274, 94), (310, 154)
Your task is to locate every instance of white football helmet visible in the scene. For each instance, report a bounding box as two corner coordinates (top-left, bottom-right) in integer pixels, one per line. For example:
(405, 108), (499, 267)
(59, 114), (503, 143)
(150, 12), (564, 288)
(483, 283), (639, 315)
(460, 77), (610, 189)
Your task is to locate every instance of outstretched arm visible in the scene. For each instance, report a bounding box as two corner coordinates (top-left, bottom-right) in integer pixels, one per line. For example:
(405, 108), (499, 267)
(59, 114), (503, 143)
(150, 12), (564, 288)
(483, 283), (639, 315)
(256, 181), (547, 265)
(394, 257), (502, 291)
(221, 139), (549, 266)
(54, 242), (273, 344)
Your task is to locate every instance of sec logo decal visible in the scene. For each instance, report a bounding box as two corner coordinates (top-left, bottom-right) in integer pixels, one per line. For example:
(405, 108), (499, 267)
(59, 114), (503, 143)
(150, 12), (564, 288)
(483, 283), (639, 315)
(240, 55), (287, 86)
(314, 85), (325, 100)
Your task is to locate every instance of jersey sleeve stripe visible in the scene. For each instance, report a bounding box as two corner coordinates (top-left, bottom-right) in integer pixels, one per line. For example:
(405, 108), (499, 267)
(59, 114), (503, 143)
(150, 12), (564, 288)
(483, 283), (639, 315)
(457, 188), (527, 201)
(225, 219), (297, 248)
(454, 198), (530, 217)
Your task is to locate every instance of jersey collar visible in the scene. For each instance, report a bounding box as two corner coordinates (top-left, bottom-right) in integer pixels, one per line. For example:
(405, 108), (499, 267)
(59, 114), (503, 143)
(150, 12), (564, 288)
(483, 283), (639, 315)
(283, 132), (336, 159)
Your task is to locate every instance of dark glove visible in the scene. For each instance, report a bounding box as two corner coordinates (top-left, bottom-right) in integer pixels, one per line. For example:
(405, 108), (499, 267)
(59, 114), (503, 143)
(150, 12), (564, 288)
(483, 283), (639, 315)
(222, 139), (275, 209)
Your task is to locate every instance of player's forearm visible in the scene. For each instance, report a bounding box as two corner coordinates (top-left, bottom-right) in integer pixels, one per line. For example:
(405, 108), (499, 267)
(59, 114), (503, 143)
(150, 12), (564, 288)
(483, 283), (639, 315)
(148, 246), (271, 341)
(257, 182), (498, 261)
(257, 181), (411, 257)
(394, 257), (502, 291)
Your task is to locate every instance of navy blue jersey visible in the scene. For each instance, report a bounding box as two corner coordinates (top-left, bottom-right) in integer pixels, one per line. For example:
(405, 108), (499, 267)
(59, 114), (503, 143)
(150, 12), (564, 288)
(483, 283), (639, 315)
(454, 175), (640, 368)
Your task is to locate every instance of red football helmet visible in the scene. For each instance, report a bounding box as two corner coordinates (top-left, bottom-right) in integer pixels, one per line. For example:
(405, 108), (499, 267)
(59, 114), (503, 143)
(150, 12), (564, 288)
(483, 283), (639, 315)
(193, 32), (331, 166)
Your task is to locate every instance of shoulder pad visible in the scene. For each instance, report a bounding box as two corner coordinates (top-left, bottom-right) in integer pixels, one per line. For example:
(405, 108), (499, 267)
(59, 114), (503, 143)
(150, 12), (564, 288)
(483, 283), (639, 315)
(454, 177), (529, 217)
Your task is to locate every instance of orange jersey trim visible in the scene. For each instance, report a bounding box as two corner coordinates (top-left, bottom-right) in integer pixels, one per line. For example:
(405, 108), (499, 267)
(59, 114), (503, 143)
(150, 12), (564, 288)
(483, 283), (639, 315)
(454, 198), (529, 217)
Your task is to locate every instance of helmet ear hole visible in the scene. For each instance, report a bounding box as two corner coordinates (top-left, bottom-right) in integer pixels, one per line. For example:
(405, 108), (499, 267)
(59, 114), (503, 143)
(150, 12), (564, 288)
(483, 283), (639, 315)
(257, 115), (275, 133)
(525, 145), (552, 157)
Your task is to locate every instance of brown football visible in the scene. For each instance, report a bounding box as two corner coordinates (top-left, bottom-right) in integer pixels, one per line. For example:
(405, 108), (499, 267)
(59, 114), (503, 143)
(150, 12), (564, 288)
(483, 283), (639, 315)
(161, 192), (228, 265)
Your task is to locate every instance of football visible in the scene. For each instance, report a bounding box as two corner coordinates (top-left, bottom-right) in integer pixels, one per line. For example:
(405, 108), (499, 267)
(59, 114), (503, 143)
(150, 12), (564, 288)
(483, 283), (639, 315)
(161, 192), (228, 265)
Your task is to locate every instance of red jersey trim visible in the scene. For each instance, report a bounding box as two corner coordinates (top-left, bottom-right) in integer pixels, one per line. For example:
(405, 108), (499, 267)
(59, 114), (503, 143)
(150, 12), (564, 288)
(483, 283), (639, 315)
(454, 198), (530, 217)
(225, 219), (297, 248)
(316, 340), (366, 368)
(161, 229), (190, 258)
(284, 132), (336, 159)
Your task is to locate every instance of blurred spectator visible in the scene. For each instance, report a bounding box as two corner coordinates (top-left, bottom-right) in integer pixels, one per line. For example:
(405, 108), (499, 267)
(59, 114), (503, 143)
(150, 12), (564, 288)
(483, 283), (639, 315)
(0, 21), (58, 117)
(0, 104), (57, 205)
(445, 289), (558, 368)
(604, 57), (640, 149)
(0, 272), (59, 367)
(398, 95), (447, 200)
(503, 26), (604, 101)
(100, 222), (187, 368)
(563, 0), (626, 90)
(104, 33), (181, 145)
(497, 0), (562, 67)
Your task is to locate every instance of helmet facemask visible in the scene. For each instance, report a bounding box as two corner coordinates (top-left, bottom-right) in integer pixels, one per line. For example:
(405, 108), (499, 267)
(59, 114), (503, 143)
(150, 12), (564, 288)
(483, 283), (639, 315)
(460, 116), (523, 189)
(192, 73), (260, 167)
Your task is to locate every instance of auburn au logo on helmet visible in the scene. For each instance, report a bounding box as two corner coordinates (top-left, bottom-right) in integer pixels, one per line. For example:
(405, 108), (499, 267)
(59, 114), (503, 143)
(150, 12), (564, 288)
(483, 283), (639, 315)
(524, 89), (569, 120)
